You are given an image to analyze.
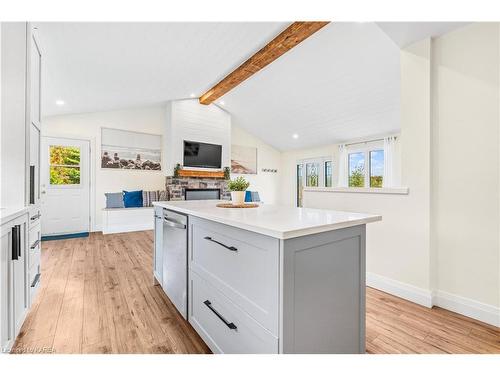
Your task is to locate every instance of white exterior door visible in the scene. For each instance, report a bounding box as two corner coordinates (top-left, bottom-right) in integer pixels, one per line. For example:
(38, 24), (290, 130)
(41, 137), (90, 236)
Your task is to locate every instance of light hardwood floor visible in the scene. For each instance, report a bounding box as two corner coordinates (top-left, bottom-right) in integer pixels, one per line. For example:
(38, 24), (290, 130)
(12, 231), (500, 354)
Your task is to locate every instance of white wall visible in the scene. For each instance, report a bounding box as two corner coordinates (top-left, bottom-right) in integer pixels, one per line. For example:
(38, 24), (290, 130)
(301, 25), (500, 326)
(165, 99), (231, 174)
(296, 40), (432, 295)
(432, 23), (500, 308)
(43, 105), (166, 231)
(231, 125), (281, 204)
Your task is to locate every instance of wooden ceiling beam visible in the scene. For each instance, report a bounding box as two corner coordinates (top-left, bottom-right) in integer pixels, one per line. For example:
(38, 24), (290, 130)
(199, 21), (330, 105)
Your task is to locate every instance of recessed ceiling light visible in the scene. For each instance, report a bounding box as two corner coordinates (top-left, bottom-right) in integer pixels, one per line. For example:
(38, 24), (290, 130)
(55, 100), (65, 106)
(292, 133), (299, 139)
(190, 93), (196, 98)
(219, 101), (225, 106)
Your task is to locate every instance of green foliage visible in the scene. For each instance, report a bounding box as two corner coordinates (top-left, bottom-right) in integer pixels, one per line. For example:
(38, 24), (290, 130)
(370, 176), (383, 188)
(307, 174), (318, 187)
(223, 167), (231, 180)
(49, 146), (81, 185)
(50, 146), (80, 165)
(349, 166), (365, 187)
(50, 166), (80, 185)
(174, 163), (181, 177)
(227, 176), (250, 191)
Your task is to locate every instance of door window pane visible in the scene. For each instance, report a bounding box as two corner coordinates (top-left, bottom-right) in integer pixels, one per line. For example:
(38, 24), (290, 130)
(306, 163), (319, 187)
(370, 150), (384, 188)
(297, 164), (303, 207)
(325, 161), (332, 187)
(348, 152), (365, 187)
(49, 145), (81, 185)
(50, 166), (81, 185)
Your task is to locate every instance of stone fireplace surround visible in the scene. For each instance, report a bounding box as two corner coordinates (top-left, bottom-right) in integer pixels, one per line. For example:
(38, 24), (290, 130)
(165, 176), (230, 201)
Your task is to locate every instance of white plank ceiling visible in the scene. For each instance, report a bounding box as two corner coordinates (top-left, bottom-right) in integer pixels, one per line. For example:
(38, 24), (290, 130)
(36, 22), (466, 150)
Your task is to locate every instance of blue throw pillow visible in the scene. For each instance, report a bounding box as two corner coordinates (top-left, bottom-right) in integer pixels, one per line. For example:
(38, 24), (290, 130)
(245, 191), (252, 202)
(123, 190), (143, 208)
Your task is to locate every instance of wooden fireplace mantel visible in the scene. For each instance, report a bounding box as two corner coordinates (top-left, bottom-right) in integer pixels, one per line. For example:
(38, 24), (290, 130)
(177, 169), (225, 179)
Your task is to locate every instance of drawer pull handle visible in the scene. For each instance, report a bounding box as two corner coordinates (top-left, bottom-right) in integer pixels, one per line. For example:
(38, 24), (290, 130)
(30, 213), (41, 221)
(30, 239), (40, 249)
(203, 300), (237, 330)
(203, 236), (237, 252)
(31, 273), (41, 288)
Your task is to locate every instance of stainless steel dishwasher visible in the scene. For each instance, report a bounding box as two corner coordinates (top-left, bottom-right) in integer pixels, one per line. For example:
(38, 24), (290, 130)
(162, 209), (188, 319)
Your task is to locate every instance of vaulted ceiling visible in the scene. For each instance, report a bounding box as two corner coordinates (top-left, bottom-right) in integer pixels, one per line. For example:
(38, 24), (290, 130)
(36, 22), (466, 151)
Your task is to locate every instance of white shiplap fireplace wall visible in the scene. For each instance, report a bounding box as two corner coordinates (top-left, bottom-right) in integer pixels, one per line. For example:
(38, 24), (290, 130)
(164, 99), (231, 175)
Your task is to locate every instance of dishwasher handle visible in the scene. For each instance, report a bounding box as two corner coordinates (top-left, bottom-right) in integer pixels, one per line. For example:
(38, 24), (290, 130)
(163, 217), (186, 230)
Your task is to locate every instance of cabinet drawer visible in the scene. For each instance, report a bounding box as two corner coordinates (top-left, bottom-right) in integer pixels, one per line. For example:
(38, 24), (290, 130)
(28, 225), (41, 269)
(190, 217), (279, 334)
(189, 271), (278, 354)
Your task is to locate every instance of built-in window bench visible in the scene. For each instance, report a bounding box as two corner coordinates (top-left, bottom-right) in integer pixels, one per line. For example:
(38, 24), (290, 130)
(102, 207), (154, 234)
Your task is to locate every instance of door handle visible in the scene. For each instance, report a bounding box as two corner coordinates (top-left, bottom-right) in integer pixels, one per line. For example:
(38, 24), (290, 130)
(31, 273), (41, 288)
(31, 239), (41, 250)
(163, 217), (186, 229)
(203, 300), (237, 330)
(203, 236), (237, 252)
(30, 213), (41, 221)
(12, 225), (19, 260)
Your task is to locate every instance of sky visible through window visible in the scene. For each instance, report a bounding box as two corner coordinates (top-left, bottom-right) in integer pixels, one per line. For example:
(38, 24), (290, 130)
(370, 150), (384, 177)
(349, 152), (365, 173)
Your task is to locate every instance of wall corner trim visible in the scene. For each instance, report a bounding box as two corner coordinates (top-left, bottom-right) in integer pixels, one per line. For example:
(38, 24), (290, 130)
(432, 290), (500, 328)
(366, 272), (433, 308)
(367, 272), (500, 327)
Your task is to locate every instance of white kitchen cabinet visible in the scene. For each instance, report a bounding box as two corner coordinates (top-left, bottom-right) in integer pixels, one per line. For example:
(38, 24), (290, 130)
(1, 212), (29, 352)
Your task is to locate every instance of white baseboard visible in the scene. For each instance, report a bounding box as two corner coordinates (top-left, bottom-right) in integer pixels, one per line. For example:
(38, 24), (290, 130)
(366, 272), (500, 327)
(366, 272), (433, 308)
(432, 290), (500, 327)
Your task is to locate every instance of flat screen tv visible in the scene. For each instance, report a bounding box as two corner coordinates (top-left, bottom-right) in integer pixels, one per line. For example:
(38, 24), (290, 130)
(183, 140), (222, 169)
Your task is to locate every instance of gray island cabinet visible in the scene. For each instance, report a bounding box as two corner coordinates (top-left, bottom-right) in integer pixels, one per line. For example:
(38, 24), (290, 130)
(153, 200), (381, 354)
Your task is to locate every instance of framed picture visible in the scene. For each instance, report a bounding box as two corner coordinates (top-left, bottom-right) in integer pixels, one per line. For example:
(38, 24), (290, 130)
(231, 145), (257, 174)
(101, 127), (161, 170)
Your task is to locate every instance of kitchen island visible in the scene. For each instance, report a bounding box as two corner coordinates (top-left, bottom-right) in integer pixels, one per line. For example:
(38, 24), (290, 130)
(152, 200), (381, 354)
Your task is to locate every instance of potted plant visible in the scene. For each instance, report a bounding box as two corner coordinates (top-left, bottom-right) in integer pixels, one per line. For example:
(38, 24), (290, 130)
(223, 166), (230, 180)
(227, 176), (250, 205)
(173, 163), (181, 178)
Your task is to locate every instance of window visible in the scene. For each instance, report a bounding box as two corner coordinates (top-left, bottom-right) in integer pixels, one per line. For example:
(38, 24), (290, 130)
(370, 150), (384, 188)
(296, 157), (332, 207)
(297, 164), (303, 207)
(50, 145), (81, 185)
(325, 161), (332, 187)
(348, 152), (365, 187)
(347, 146), (384, 188)
(306, 162), (319, 187)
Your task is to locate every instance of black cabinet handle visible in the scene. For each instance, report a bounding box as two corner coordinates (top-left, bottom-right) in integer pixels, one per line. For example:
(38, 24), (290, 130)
(12, 225), (19, 260)
(17, 225), (22, 258)
(30, 239), (40, 250)
(31, 273), (41, 288)
(203, 300), (237, 330)
(203, 236), (237, 252)
(30, 213), (41, 221)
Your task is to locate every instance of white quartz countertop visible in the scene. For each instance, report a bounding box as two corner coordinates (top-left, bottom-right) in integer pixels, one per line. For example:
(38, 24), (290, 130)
(153, 200), (381, 239)
(0, 206), (28, 226)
